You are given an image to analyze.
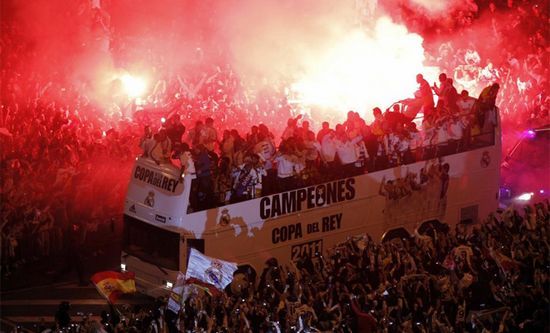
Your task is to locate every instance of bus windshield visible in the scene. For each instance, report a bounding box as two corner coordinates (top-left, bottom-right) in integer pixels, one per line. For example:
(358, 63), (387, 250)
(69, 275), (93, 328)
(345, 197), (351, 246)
(123, 215), (180, 271)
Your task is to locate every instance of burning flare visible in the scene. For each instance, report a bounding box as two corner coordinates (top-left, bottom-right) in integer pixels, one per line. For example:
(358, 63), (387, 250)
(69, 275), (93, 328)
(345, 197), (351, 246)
(292, 16), (439, 122)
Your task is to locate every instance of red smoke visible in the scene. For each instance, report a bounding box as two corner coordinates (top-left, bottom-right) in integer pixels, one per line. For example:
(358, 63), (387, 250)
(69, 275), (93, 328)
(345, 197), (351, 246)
(2, 0), (547, 134)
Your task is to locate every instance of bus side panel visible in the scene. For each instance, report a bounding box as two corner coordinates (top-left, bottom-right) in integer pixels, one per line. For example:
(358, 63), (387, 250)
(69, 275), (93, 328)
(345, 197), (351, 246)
(198, 147), (500, 271)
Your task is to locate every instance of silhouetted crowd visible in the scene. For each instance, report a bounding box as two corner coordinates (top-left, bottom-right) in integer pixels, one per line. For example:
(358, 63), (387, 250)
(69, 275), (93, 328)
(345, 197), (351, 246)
(0, 15), (292, 279)
(1, 0), (549, 331)
(45, 201), (550, 333)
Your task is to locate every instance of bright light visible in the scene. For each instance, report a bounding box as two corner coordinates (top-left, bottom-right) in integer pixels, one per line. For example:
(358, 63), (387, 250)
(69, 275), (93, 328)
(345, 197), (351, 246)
(525, 129), (536, 139)
(517, 192), (534, 201)
(165, 281), (173, 289)
(120, 263), (126, 271)
(161, 117), (166, 124)
(540, 190), (545, 194)
(120, 74), (147, 98)
(292, 17), (439, 123)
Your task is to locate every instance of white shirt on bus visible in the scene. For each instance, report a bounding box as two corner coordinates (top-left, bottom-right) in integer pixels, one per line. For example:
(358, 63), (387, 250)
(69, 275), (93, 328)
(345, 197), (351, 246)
(179, 151), (196, 177)
(275, 154), (296, 178)
(422, 128), (435, 147)
(449, 119), (465, 140)
(304, 140), (320, 161)
(456, 97), (476, 115)
(387, 133), (400, 154)
(140, 137), (156, 157)
(436, 124), (450, 145)
(398, 137), (409, 152)
(335, 135), (362, 165)
(409, 132), (421, 150)
(321, 134), (337, 162)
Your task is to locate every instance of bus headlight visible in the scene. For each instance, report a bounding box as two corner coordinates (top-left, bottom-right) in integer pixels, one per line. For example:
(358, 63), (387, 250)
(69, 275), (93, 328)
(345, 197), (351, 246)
(516, 192), (534, 201)
(120, 263), (127, 271)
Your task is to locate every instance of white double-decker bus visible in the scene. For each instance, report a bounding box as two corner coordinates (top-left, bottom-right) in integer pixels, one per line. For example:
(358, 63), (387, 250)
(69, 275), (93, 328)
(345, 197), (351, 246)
(122, 119), (501, 296)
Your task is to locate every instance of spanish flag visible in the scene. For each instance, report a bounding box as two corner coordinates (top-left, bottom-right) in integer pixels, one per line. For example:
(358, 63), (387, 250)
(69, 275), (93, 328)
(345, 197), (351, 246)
(91, 271), (136, 303)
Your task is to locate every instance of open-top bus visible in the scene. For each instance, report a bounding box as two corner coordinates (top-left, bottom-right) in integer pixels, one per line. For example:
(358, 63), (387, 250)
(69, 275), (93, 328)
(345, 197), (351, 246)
(122, 118), (501, 296)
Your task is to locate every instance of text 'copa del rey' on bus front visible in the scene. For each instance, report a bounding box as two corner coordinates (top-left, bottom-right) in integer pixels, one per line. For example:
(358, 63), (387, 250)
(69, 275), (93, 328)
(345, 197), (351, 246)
(122, 125), (500, 296)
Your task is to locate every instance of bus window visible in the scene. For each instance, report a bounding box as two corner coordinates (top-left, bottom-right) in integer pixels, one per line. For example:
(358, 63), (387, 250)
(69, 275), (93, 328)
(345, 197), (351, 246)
(460, 205), (479, 224)
(123, 215), (180, 271)
(186, 238), (205, 260)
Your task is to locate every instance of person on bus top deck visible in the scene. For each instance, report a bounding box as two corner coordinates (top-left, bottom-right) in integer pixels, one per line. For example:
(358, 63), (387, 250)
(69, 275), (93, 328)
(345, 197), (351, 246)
(457, 90), (477, 115)
(371, 107), (386, 136)
(281, 114), (302, 141)
(231, 154), (260, 203)
(150, 129), (172, 165)
(320, 129), (338, 179)
(415, 73), (435, 117)
(275, 140), (298, 192)
(200, 117), (218, 151)
(178, 142), (195, 180)
(303, 130), (321, 171)
(193, 144), (215, 210)
(300, 120), (315, 141)
(343, 110), (357, 129)
(165, 114), (186, 147)
(316, 121), (331, 143)
(370, 107), (389, 164)
(446, 78), (460, 113)
(187, 120), (204, 147)
(455, 90), (477, 147)
(139, 125), (155, 158)
(215, 156), (233, 205)
(334, 124), (363, 177)
(361, 121), (379, 172)
(475, 82), (500, 129)
(432, 73), (454, 114)
(384, 104), (406, 133)
(246, 125), (260, 147)
(254, 129), (276, 195)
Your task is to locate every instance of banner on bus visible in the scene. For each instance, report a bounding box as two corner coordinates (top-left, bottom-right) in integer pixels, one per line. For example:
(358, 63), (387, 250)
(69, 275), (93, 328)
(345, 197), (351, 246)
(185, 248), (238, 291)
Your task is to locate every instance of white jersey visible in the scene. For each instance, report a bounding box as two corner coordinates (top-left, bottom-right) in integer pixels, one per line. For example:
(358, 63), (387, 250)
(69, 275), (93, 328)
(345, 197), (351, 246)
(275, 154), (296, 178)
(335, 136), (362, 164)
(321, 135), (337, 162)
(457, 97), (476, 115)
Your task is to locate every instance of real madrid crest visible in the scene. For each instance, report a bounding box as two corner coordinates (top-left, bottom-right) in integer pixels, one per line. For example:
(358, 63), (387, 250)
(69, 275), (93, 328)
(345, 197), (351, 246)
(480, 151), (491, 168)
(144, 191), (155, 207)
(219, 209), (230, 227)
(204, 260), (224, 288)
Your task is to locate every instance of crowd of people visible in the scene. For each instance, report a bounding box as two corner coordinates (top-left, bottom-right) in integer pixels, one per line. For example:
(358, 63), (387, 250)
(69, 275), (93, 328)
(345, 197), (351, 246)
(0, 24), (137, 280)
(141, 71), (498, 212)
(1, 0), (548, 331)
(414, 0), (549, 152)
(0, 6), (293, 278)
(43, 201), (549, 333)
